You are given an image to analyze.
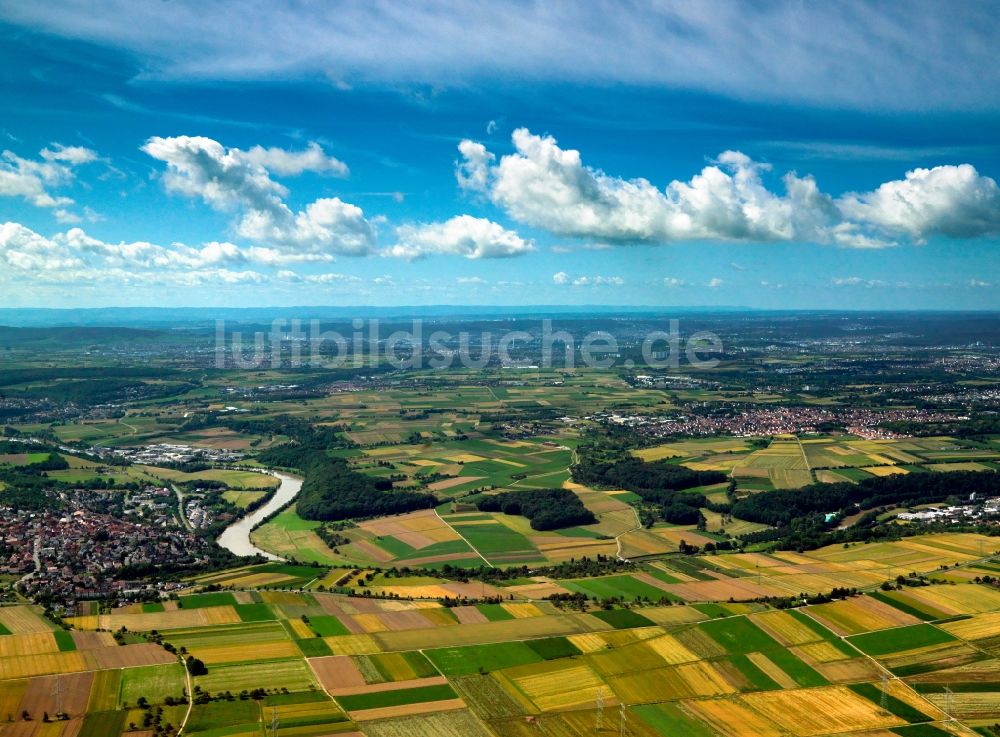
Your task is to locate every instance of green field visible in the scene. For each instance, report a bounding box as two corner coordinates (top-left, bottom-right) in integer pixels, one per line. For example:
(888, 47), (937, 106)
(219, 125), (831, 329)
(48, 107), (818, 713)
(336, 684), (457, 711)
(308, 614), (351, 636)
(426, 642), (543, 676)
(699, 616), (781, 654)
(847, 624), (958, 656)
(562, 574), (672, 601)
(589, 608), (656, 629)
(120, 663), (187, 706)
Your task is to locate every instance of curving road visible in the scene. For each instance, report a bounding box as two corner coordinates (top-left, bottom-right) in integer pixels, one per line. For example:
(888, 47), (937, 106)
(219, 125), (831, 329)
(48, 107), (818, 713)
(216, 472), (301, 561)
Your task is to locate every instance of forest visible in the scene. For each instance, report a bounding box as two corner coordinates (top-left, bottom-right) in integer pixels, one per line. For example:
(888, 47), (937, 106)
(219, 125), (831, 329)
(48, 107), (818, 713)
(571, 452), (726, 524)
(733, 470), (1000, 526)
(255, 418), (437, 521)
(475, 488), (596, 530)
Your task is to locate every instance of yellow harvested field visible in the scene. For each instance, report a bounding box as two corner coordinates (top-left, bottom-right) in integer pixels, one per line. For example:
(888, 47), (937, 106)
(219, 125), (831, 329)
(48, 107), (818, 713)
(0, 606), (55, 634)
(507, 661), (604, 711)
(191, 640), (299, 664)
(793, 641), (852, 664)
(862, 465), (908, 476)
(739, 686), (904, 736)
(644, 633), (702, 665)
(939, 611), (1000, 641)
(686, 697), (785, 737)
(0, 651), (87, 680)
(500, 603), (543, 619)
(566, 633), (607, 654)
(372, 585), (457, 600)
(70, 606), (242, 632)
(806, 596), (920, 635)
(0, 678), (27, 721)
(443, 453), (486, 463)
(325, 634), (380, 656)
(287, 618), (314, 639)
(750, 611), (827, 647)
(894, 584), (1000, 617)
(634, 445), (687, 461)
(353, 613), (391, 633)
(925, 691), (1000, 721)
(610, 661), (736, 703)
(0, 633), (59, 658)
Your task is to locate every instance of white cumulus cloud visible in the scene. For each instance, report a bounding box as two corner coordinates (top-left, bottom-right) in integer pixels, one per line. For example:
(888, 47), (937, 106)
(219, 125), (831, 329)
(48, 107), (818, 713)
(142, 135), (374, 257)
(387, 215), (533, 259)
(458, 129), (1000, 248)
(838, 164), (1000, 241)
(0, 144), (97, 209)
(241, 142), (348, 177)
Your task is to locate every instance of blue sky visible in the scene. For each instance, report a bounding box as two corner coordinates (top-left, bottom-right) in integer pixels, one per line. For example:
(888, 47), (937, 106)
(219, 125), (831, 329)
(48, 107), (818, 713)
(1, 0), (999, 309)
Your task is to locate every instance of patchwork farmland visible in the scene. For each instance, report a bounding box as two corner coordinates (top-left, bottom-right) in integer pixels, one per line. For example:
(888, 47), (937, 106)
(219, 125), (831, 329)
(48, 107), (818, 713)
(0, 529), (996, 735)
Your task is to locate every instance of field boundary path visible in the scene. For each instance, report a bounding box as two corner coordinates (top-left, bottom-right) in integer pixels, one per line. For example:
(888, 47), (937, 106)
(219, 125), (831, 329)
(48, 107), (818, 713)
(434, 509), (494, 568)
(795, 435), (816, 482)
(615, 507), (643, 561)
(177, 657), (193, 734)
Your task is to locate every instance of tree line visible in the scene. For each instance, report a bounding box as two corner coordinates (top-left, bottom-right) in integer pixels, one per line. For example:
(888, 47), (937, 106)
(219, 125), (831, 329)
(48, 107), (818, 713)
(732, 470), (1000, 527)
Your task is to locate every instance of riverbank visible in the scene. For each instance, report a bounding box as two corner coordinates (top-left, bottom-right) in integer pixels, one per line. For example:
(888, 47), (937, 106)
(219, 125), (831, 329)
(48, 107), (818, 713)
(216, 471), (301, 560)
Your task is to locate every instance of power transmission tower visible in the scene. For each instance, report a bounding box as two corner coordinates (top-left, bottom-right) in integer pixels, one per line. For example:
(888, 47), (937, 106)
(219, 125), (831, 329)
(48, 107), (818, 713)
(880, 674), (890, 711)
(270, 707), (279, 737)
(619, 702), (627, 737)
(595, 687), (605, 731)
(943, 685), (953, 718)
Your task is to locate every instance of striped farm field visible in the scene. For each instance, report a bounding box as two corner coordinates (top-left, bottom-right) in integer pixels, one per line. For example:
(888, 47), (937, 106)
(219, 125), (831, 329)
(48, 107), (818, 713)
(360, 710), (494, 737)
(806, 596), (922, 636)
(503, 660), (605, 711)
(0, 606), (56, 634)
(749, 610), (838, 647)
(0, 633), (60, 658)
(188, 639), (301, 664)
(195, 658), (320, 693)
(937, 610), (1000, 642)
(0, 650), (87, 679)
(69, 605), (243, 632)
(609, 660), (737, 703)
(738, 685), (906, 735)
(881, 583), (1000, 619)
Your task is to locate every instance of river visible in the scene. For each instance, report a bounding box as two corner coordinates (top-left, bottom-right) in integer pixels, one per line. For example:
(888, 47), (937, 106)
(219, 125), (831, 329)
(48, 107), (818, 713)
(216, 471), (302, 561)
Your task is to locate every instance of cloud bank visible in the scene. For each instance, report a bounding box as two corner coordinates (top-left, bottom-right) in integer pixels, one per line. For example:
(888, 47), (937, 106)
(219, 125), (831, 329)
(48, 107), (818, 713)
(2, 0), (998, 110)
(459, 129), (1000, 248)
